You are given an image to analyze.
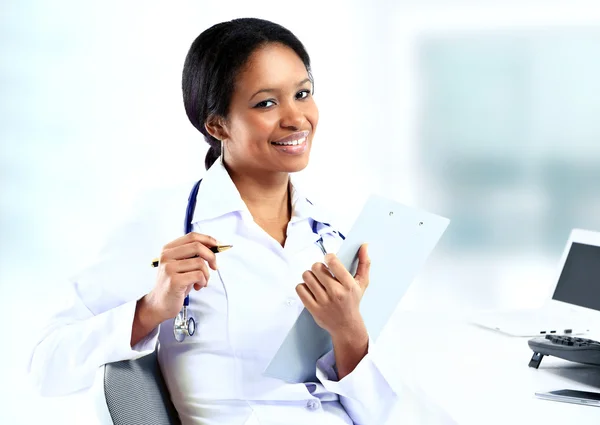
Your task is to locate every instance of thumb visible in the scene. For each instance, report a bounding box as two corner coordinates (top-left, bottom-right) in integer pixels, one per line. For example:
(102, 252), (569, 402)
(353, 243), (371, 289)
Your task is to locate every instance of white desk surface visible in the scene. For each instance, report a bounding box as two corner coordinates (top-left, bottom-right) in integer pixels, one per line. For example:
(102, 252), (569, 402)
(12, 310), (600, 424)
(381, 311), (600, 425)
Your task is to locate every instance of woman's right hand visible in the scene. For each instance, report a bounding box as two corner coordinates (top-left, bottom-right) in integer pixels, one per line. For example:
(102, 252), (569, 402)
(146, 232), (219, 322)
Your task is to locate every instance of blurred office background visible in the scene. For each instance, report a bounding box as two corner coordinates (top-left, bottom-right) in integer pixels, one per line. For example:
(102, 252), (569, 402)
(2, 0), (600, 423)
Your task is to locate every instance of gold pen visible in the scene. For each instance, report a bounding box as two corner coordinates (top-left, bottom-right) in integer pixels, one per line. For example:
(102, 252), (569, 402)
(151, 245), (233, 267)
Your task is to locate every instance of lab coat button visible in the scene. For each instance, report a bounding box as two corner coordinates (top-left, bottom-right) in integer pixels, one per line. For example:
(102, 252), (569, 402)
(285, 298), (295, 306)
(306, 399), (320, 410)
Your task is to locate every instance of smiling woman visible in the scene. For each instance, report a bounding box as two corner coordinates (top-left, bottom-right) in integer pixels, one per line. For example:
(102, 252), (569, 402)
(207, 43), (316, 172)
(182, 19), (317, 174)
(28, 17), (398, 425)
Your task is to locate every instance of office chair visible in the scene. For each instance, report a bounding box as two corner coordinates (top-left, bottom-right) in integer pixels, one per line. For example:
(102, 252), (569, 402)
(94, 351), (181, 425)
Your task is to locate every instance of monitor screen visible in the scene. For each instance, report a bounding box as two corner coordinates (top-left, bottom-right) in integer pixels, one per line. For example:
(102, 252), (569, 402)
(552, 242), (600, 311)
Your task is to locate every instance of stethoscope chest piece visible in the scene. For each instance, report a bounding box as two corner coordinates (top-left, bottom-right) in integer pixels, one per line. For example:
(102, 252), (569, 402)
(173, 305), (196, 342)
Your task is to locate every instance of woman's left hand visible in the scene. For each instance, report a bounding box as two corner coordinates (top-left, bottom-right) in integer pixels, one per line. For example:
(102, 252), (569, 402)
(296, 244), (370, 339)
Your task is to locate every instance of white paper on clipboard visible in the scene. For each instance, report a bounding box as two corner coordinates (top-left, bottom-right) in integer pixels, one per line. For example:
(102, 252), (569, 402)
(263, 193), (450, 384)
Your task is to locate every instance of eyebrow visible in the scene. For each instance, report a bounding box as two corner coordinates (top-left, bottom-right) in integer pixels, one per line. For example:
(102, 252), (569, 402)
(249, 78), (312, 101)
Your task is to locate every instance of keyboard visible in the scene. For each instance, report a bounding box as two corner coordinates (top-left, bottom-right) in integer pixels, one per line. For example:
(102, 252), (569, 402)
(471, 308), (590, 337)
(528, 335), (600, 368)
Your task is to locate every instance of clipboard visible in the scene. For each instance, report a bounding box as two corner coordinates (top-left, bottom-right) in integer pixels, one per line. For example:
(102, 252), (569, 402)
(263, 193), (450, 383)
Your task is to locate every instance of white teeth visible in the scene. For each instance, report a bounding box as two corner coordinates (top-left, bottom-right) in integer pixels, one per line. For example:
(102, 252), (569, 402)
(273, 137), (306, 146)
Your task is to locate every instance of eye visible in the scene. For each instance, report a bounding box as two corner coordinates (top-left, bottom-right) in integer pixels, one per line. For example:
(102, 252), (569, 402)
(254, 99), (276, 109)
(296, 90), (311, 100)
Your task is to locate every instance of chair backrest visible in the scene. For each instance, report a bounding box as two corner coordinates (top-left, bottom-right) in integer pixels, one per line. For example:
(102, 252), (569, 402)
(103, 351), (181, 425)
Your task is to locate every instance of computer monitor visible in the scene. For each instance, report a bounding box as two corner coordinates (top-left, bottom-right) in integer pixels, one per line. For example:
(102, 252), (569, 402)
(553, 241), (600, 312)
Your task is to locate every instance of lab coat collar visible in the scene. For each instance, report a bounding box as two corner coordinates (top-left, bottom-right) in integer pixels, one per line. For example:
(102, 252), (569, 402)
(191, 157), (337, 230)
(289, 177), (335, 229)
(191, 157), (248, 224)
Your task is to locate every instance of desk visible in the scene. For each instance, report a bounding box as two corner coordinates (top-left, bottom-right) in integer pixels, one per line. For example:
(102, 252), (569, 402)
(380, 311), (600, 425)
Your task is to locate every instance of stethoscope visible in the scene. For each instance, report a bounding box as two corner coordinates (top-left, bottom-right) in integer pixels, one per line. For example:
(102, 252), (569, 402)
(312, 219), (345, 255)
(172, 179), (203, 342)
(172, 179), (345, 342)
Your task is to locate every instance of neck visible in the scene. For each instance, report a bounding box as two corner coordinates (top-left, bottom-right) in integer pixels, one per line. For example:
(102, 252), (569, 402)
(227, 165), (291, 223)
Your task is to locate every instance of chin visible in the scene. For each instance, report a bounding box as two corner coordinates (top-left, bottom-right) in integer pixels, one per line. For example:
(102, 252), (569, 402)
(282, 154), (310, 173)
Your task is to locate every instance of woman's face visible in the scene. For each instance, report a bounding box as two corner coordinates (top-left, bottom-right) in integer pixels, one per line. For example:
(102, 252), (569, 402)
(221, 43), (318, 174)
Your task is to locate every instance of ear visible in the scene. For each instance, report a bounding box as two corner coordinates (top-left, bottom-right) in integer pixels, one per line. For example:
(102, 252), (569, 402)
(204, 115), (229, 141)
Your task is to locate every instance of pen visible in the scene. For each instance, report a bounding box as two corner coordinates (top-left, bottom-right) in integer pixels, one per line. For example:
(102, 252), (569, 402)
(151, 245), (233, 267)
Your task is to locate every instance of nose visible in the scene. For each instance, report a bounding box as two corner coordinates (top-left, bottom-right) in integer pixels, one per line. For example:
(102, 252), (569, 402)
(279, 100), (306, 130)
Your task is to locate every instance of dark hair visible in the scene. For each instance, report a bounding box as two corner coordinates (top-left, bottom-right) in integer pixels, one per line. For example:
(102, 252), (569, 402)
(182, 18), (313, 170)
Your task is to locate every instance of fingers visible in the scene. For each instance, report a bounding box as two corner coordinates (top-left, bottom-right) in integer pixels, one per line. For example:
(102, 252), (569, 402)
(320, 244), (370, 290)
(296, 283), (317, 309)
(161, 240), (218, 270)
(302, 269), (329, 303)
(168, 257), (211, 285)
(353, 244), (371, 289)
(162, 232), (218, 250)
(323, 254), (354, 288)
(172, 270), (208, 290)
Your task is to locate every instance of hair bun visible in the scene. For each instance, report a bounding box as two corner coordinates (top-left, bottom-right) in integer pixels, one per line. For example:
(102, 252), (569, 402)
(204, 143), (221, 170)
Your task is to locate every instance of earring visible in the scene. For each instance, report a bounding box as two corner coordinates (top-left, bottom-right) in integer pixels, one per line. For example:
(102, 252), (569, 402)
(220, 139), (224, 165)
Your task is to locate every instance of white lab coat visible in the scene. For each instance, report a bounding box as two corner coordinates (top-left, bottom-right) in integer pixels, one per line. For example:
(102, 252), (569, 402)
(28, 160), (398, 425)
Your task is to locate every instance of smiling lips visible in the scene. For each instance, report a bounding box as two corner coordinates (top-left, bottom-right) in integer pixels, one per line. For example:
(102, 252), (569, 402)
(271, 131), (309, 155)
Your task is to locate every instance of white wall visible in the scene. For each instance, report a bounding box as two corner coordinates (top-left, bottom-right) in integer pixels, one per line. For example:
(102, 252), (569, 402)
(2, 0), (600, 423)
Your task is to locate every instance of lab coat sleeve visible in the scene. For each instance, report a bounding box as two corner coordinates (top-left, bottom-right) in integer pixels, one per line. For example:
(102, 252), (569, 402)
(316, 338), (398, 425)
(27, 187), (182, 397)
(28, 288), (159, 396)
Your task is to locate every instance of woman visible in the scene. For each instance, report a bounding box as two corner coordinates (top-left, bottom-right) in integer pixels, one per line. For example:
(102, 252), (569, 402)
(28, 18), (397, 425)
